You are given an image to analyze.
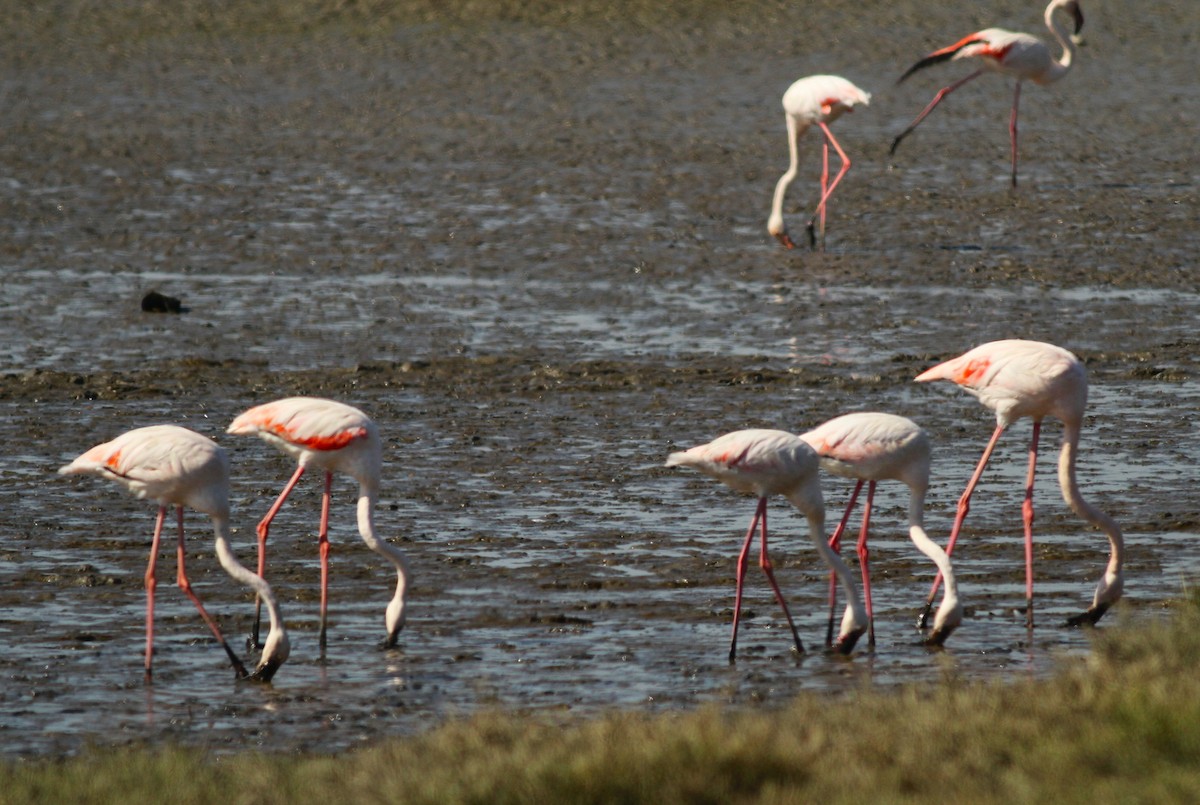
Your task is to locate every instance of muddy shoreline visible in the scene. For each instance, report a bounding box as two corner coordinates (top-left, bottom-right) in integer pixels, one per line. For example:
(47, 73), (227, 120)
(2, 0), (1197, 757)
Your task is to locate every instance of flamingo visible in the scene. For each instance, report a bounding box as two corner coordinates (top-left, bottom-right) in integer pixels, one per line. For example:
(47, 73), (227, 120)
(768, 74), (871, 250)
(58, 425), (290, 683)
(227, 397), (410, 653)
(665, 429), (867, 661)
(889, 0), (1085, 187)
(914, 339), (1123, 628)
(800, 412), (962, 648)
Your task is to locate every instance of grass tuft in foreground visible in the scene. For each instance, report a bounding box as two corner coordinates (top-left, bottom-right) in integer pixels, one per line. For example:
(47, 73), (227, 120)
(7, 597), (1200, 803)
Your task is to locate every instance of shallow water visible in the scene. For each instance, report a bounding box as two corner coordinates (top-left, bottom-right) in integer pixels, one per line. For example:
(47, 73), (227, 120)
(1, 0), (1198, 757)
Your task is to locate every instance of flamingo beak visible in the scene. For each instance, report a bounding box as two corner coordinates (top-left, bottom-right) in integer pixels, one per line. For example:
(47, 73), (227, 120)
(1069, 1), (1085, 40)
(774, 231), (797, 250)
(247, 656), (284, 683)
(1065, 601), (1109, 628)
(924, 623), (957, 647)
(833, 625), (865, 655)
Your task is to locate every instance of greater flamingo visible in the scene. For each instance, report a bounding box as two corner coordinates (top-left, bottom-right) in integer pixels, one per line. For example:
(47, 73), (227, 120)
(227, 397), (409, 653)
(914, 339), (1123, 628)
(800, 412), (962, 648)
(889, 0), (1085, 187)
(768, 74), (871, 250)
(665, 429), (867, 661)
(58, 425), (290, 682)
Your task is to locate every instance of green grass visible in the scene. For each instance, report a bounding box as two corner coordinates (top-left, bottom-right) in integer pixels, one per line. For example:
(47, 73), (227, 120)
(7, 598), (1200, 803)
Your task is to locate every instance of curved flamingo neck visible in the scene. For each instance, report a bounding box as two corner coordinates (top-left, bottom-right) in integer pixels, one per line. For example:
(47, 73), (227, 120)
(907, 484), (959, 599)
(355, 484), (410, 635)
(210, 514), (290, 674)
(793, 489), (867, 629)
(1057, 423), (1124, 578)
(1042, 0), (1079, 83)
(768, 116), (803, 235)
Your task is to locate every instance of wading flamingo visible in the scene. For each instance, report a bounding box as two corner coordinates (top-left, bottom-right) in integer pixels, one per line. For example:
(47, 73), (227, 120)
(914, 339), (1123, 628)
(890, 0), (1085, 187)
(768, 74), (871, 250)
(800, 412), (962, 648)
(228, 397), (409, 653)
(665, 429), (867, 661)
(58, 425), (290, 683)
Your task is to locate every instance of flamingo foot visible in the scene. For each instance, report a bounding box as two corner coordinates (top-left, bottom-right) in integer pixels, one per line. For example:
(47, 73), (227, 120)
(806, 221), (819, 251)
(774, 231), (797, 250)
(220, 643), (250, 680)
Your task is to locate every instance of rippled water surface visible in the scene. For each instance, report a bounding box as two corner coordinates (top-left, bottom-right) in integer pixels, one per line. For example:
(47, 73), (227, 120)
(1, 0), (1197, 757)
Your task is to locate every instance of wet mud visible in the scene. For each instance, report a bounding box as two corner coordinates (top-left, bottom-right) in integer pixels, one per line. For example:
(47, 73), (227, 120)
(1, 0), (1197, 756)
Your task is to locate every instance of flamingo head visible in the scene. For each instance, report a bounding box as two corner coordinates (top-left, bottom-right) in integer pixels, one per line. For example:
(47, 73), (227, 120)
(383, 594), (407, 648)
(832, 604), (868, 655)
(1066, 568), (1122, 627)
(248, 626), (291, 683)
(768, 214), (796, 250)
(925, 597), (964, 647)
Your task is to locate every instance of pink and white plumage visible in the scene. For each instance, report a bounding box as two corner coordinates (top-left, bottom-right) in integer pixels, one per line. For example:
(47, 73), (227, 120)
(768, 74), (871, 250)
(800, 412), (962, 647)
(665, 429), (867, 661)
(58, 425), (289, 682)
(228, 397), (409, 652)
(914, 339), (1123, 627)
(890, 0), (1085, 187)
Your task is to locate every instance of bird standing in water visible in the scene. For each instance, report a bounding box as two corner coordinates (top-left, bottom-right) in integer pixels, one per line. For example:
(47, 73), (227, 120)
(665, 428), (867, 661)
(768, 74), (871, 250)
(914, 339), (1123, 628)
(800, 412), (962, 648)
(59, 425), (290, 683)
(228, 397), (410, 654)
(890, 0), (1085, 186)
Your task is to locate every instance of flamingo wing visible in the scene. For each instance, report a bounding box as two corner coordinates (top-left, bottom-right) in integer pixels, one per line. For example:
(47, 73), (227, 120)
(228, 397), (371, 452)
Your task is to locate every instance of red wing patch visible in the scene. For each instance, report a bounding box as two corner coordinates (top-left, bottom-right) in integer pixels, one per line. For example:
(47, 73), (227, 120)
(717, 444), (753, 469)
(955, 356), (992, 386)
(929, 33), (986, 58)
(277, 425), (367, 452)
(105, 450), (122, 469)
(978, 42), (1015, 60)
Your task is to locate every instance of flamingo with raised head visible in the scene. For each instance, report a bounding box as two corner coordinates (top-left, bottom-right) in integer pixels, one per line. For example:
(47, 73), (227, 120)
(768, 74), (871, 250)
(58, 425), (290, 683)
(228, 397), (409, 653)
(914, 339), (1123, 628)
(890, 0), (1085, 186)
(665, 429), (867, 661)
(800, 412), (962, 648)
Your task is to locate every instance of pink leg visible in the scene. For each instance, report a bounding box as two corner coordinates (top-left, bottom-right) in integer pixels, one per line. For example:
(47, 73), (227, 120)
(825, 480), (863, 647)
(819, 137), (830, 242)
(756, 501), (805, 656)
(318, 470), (333, 653)
(173, 507), (249, 679)
(858, 481), (877, 648)
(890, 70), (985, 156)
(1022, 420), (1042, 627)
(144, 506), (167, 681)
(919, 423), (1007, 627)
(729, 498), (764, 662)
(1009, 81), (1022, 188)
(806, 122), (852, 250)
(251, 462), (307, 647)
